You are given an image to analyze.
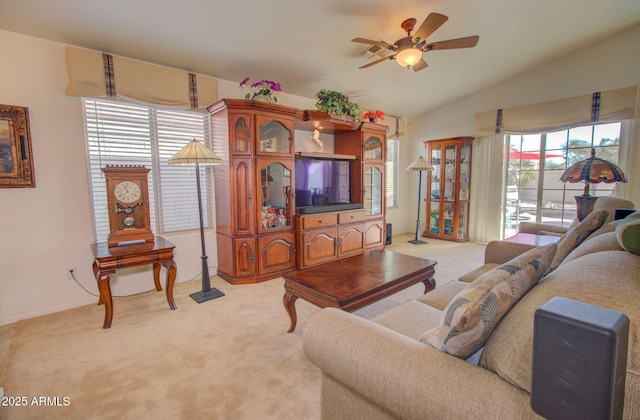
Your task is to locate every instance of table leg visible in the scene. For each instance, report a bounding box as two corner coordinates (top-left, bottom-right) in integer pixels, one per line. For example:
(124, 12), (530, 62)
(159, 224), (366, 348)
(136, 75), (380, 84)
(422, 275), (436, 294)
(152, 262), (162, 291)
(283, 292), (299, 333)
(93, 261), (104, 305)
(95, 269), (115, 329)
(162, 260), (177, 310)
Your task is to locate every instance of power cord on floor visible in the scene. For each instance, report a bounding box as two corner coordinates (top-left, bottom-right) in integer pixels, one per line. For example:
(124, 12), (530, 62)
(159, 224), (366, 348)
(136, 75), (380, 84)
(68, 267), (219, 298)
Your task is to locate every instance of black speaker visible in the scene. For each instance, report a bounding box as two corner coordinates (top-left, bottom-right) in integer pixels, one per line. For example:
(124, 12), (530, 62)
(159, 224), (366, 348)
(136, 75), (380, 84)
(385, 223), (392, 245)
(531, 297), (629, 420)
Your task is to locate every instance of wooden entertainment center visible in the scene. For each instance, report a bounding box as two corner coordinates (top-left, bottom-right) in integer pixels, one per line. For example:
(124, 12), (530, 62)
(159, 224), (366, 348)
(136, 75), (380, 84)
(209, 99), (388, 284)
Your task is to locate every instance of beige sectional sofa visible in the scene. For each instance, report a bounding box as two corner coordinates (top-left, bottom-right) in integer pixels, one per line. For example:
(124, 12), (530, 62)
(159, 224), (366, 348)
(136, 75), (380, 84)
(303, 210), (640, 419)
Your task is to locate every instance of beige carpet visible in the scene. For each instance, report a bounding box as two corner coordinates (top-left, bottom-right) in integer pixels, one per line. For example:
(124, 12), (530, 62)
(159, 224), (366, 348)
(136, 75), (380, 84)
(0, 235), (484, 419)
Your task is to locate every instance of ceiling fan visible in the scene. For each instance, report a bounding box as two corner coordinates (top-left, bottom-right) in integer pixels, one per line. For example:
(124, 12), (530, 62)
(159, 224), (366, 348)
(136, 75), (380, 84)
(352, 13), (479, 72)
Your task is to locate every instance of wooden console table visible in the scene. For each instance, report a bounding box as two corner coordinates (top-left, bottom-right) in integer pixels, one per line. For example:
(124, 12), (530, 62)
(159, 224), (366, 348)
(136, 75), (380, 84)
(90, 236), (177, 329)
(282, 250), (437, 333)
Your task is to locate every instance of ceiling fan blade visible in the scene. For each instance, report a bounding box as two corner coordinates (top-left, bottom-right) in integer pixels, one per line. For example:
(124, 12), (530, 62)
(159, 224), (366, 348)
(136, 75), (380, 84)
(359, 55), (394, 69)
(412, 58), (428, 72)
(413, 13), (448, 42)
(424, 35), (479, 51)
(352, 37), (395, 49)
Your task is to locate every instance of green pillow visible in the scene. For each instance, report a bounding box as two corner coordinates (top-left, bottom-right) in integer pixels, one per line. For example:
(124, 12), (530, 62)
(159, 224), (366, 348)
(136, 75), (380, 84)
(616, 217), (640, 256)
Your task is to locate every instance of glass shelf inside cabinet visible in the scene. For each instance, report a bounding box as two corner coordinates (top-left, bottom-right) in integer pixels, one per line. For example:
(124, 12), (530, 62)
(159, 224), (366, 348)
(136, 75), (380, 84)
(260, 162), (291, 229)
(259, 120), (290, 154)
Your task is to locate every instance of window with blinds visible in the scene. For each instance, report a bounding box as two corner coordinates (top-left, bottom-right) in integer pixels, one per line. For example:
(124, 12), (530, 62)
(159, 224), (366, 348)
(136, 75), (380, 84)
(386, 138), (399, 208)
(82, 98), (212, 242)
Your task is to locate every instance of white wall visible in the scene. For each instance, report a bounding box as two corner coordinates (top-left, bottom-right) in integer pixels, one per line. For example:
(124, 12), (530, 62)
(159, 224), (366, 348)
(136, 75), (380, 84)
(403, 24), (640, 236)
(0, 30), (315, 325)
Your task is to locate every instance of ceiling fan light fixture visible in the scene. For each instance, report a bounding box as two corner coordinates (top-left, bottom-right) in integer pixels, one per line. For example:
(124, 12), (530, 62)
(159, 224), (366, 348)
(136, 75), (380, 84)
(396, 48), (422, 68)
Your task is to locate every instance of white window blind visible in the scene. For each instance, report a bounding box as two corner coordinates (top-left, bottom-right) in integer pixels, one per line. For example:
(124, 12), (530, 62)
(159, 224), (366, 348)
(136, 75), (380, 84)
(82, 98), (212, 242)
(386, 138), (399, 207)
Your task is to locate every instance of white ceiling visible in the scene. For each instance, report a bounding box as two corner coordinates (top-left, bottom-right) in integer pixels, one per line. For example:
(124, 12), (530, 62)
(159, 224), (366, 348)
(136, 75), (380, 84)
(1, 0), (639, 118)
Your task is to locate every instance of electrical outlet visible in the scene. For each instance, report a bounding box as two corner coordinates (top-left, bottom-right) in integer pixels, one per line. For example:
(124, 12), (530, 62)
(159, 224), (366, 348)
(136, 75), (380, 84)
(67, 267), (77, 281)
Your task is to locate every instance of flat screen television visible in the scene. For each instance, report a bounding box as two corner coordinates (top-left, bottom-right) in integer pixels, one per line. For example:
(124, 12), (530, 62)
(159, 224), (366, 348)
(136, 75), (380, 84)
(294, 156), (363, 214)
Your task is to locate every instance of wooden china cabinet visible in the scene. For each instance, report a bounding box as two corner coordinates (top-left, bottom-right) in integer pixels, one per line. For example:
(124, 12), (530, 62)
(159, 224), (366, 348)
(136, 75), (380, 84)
(423, 136), (474, 242)
(209, 99), (388, 283)
(209, 99), (297, 284)
(335, 124), (387, 250)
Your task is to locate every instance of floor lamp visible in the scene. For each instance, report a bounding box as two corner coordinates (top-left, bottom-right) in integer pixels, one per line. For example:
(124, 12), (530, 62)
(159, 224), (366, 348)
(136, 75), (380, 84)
(169, 139), (225, 303)
(560, 148), (628, 221)
(406, 156), (434, 245)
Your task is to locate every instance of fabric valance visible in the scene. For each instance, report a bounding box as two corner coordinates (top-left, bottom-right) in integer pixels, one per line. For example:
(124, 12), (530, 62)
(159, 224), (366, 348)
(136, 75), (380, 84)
(475, 85), (640, 136)
(65, 46), (218, 109)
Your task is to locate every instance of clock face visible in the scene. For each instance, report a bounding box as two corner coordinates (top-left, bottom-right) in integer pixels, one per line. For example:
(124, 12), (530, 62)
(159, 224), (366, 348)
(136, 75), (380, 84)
(114, 181), (142, 204)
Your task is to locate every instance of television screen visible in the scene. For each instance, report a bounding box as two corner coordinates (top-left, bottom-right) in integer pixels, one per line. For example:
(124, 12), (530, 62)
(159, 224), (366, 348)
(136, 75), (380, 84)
(295, 158), (351, 208)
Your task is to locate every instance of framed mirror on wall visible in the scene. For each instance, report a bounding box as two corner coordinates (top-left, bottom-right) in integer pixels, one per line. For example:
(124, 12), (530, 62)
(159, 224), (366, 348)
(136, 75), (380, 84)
(0, 104), (35, 188)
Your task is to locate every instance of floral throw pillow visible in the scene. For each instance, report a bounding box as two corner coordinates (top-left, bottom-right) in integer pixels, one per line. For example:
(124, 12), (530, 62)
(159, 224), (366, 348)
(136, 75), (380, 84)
(548, 208), (609, 272)
(422, 243), (557, 359)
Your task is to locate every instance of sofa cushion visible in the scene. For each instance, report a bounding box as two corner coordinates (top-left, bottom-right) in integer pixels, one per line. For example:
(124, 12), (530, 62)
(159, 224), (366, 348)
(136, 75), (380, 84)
(371, 300), (443, 340)
(549, 208), (609, 271)
(458, 264), (500, 283)
(479, 251), (640, 400)
(562, 231), (623, 265)
(421, 243), (557, 359)
(417, 281), (468, 311)
(616, 213), (640, 256)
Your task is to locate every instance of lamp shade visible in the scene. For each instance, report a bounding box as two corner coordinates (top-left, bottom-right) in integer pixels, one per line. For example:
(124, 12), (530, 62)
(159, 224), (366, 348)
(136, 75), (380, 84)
(168, 139), (222, 166)
(396, 48), (423, 68)
(406, 156), (433, 171)
(559, 148), (627, 195)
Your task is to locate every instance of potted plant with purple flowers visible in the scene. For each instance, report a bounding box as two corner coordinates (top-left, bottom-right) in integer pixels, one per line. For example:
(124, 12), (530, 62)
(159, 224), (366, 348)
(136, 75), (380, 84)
(240, 77), (281, 103)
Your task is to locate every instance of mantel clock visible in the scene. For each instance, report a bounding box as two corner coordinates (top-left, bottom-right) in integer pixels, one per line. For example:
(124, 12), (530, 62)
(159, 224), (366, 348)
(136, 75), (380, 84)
(102, 165), (154, 247)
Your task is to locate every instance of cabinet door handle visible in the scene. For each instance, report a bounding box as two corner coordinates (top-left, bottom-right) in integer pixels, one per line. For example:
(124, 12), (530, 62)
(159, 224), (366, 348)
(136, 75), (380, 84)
(318, 220), (323, 224)
(250, 251), (255, 262)
(248, 191), (252, 200)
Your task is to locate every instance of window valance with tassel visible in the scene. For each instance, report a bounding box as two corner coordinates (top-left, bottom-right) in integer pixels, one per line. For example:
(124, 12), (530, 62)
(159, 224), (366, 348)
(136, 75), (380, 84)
(64, 46), (218, 109)
(475, 85), (640, 136)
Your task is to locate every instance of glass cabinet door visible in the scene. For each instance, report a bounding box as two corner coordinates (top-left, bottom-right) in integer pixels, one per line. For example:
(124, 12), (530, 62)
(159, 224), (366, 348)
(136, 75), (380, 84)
(363, 136), (383, 161)
(458, 203), (469, 237)
(257, 117), (291, 154)
(258, 160), (292, 232)
(363, 165), (383, 216)
(429, 148), (442, 234)
(231, 113), (251, 155)
(444, 146), (456, 202)
(459, 144), (471, 201)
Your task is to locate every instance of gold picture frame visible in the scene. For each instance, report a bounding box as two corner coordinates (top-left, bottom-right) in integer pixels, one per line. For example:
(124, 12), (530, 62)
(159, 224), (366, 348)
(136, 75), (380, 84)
(0, 104), (35, 188)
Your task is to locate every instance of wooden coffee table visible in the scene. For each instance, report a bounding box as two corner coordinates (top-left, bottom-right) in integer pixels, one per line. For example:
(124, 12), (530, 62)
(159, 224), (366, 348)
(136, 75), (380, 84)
(282, 250), (437, 333)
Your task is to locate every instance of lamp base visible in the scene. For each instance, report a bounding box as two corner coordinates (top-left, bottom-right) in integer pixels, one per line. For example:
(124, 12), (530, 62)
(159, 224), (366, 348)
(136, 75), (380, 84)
(574, 195), (599, 221)
(408, 239), (427, 245)
(190, 288), (225, 304)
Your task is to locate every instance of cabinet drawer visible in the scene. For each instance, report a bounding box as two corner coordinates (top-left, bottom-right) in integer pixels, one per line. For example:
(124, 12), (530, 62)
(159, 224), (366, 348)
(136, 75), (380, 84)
(301, 213), (339, 229)
(338, 210), (366, 224)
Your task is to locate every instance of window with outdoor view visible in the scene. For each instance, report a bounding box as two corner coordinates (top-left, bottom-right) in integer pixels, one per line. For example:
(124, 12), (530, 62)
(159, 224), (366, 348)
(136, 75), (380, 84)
(505, 122), (621, 237)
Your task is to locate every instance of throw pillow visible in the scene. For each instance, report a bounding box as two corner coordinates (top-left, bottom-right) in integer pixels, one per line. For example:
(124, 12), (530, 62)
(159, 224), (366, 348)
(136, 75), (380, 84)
(422, 243), (557, 359)
(547, 208), (609, 272)
(616, 216), (640, 256)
